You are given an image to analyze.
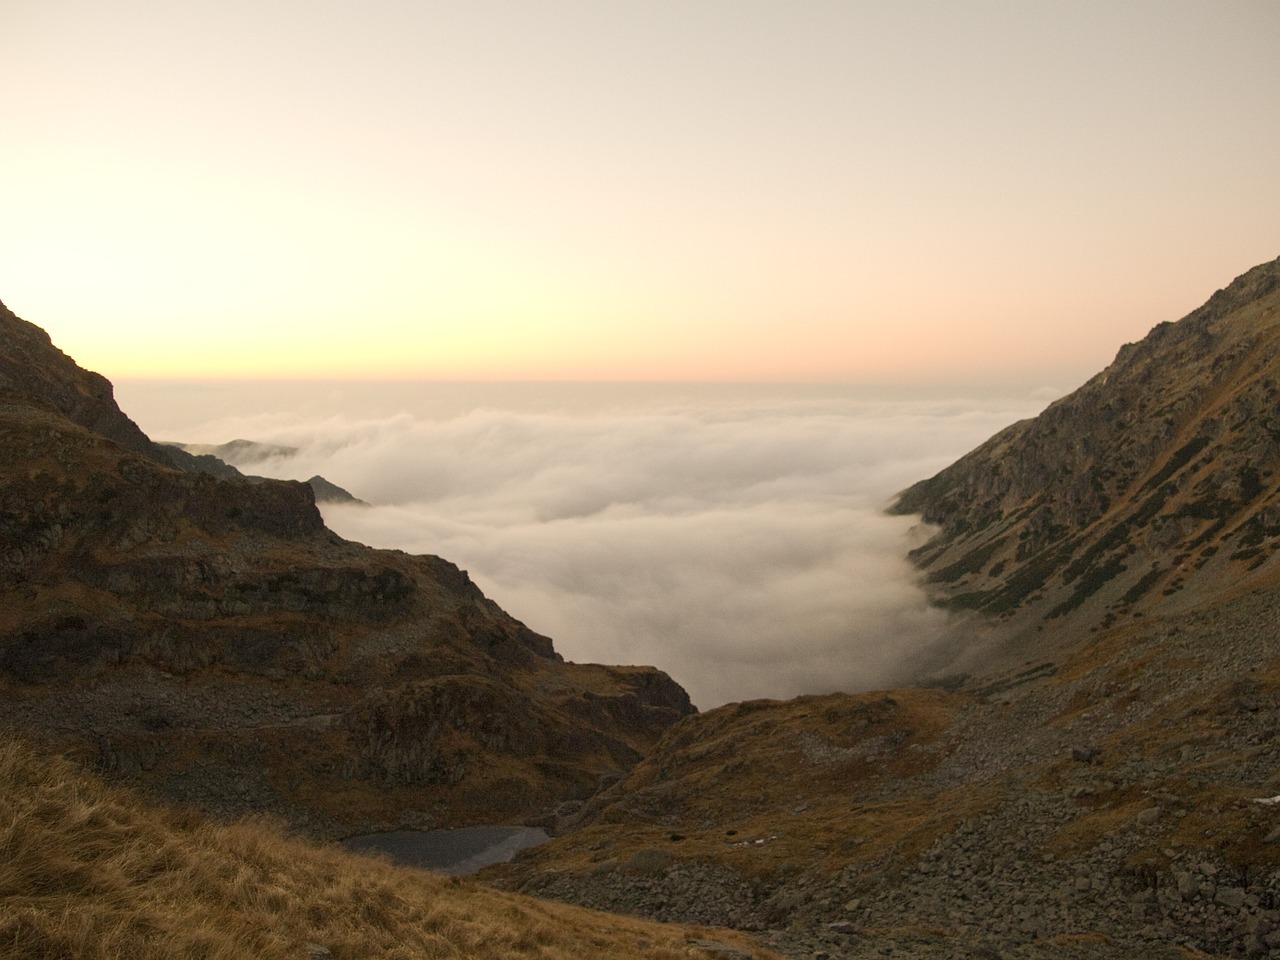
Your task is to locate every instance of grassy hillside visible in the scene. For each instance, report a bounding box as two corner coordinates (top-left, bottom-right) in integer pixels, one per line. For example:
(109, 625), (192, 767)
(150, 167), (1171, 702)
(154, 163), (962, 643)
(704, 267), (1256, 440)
(0, 736), (778, 960)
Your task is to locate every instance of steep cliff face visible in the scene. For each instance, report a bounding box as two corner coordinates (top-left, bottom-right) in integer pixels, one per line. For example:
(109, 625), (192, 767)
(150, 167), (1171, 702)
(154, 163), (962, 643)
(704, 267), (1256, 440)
(0, 302), (694, 835)
(892, 256), (1280, 634)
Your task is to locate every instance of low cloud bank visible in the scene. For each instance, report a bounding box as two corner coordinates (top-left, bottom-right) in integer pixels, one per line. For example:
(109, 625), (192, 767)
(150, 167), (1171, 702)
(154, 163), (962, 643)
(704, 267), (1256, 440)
(128, 385), (1044, 707)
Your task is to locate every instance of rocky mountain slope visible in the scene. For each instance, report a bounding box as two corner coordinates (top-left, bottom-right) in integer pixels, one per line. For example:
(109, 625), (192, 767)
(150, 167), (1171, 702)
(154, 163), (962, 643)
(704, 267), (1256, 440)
(487, 257), (1280, 959)
(494, 575), (1280, 958)
(0, 300), (693, 836)
(891, 256), (1280, 663)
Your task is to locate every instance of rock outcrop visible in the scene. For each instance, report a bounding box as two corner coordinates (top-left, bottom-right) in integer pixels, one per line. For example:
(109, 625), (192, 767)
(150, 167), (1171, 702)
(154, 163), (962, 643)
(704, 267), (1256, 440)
(0, 299), (693, 836)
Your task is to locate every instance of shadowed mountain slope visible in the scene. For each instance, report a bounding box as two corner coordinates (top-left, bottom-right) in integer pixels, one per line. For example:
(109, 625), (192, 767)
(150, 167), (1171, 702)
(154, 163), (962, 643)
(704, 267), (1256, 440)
(0, 299), (693, 836)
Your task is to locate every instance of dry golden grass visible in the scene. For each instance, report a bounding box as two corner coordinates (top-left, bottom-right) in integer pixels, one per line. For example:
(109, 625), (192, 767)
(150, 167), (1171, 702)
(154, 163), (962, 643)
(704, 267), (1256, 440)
(0, 736), (780, 960)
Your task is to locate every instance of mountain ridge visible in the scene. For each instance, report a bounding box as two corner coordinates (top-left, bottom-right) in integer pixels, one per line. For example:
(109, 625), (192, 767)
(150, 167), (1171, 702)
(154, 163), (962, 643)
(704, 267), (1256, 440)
(889, 255), (1280, 668)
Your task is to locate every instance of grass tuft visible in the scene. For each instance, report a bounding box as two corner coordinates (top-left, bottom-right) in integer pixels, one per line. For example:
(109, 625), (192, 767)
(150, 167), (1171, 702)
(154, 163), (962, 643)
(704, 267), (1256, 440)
(0, 736), (779, 960)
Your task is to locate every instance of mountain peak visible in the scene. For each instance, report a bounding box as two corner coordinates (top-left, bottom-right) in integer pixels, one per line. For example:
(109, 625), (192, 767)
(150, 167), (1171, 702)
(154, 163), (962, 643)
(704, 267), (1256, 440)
(0, 300), (162, 461)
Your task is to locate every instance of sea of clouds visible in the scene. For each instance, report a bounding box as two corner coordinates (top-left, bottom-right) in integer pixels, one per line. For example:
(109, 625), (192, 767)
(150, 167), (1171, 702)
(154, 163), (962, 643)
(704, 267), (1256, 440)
(118, 382), (1049, 708)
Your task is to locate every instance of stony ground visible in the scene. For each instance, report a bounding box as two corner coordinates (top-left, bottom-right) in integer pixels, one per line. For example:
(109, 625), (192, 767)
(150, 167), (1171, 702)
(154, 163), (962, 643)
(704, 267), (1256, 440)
(495, 581), (1280, 959)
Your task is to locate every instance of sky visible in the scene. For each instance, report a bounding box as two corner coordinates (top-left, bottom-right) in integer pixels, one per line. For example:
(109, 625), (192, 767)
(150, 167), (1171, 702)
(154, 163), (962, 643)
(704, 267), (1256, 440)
(4, 1), (1278, 387)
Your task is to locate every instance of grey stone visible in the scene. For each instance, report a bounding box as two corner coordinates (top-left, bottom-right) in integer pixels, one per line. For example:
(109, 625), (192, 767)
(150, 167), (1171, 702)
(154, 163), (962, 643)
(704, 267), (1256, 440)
(1136, 806), (1161, 825)
(1216, 886), (1247, 910)
(1176, 872), (1200, 900)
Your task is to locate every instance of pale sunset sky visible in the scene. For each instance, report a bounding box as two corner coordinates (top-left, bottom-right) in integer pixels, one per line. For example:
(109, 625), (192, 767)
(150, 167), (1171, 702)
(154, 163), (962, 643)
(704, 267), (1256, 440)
(3, 1), (1277, 388)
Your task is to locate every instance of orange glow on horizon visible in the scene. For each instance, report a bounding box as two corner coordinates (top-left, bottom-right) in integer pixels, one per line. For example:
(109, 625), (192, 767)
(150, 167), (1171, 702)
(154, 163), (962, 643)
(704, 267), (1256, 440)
(4, 3), (1277, 390)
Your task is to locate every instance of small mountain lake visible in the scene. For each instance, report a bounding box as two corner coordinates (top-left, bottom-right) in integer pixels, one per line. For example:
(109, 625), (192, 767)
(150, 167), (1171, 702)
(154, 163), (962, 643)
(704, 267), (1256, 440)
(341, 826), (550, 876)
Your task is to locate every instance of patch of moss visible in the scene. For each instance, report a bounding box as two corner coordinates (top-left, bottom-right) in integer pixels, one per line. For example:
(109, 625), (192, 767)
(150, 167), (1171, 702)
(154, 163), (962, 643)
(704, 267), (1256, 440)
(940, 590), (994, 611)
(1136, 436), (1210, 495)
(1118, 566), (1166, 607)
(1240, 465), (1264, 501)
(1048, 556), (1128, 619)
(1188, 518), (1228, 549)
(926, 537), (1005, 584)
(976, 543), (1077, 614)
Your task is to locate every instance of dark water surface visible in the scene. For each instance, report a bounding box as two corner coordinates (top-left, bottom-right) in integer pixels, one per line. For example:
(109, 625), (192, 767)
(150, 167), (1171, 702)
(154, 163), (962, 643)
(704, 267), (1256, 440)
(341, 826), (550, 876)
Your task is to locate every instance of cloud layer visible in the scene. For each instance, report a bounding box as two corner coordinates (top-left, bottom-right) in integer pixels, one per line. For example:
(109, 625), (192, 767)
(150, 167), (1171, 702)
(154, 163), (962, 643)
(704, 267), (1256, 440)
(134, 385), (1044, 707)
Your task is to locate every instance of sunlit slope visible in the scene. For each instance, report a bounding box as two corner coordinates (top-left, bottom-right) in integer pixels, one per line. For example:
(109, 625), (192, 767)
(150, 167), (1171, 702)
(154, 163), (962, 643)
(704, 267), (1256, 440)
(892, 256), (1280, 638)
(0, 736), (777, 960)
